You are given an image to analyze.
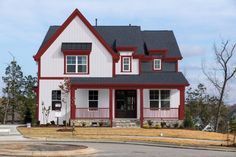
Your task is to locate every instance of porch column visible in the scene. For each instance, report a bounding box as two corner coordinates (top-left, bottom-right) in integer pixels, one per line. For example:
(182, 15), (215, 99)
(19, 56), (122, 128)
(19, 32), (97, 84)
(179, 87), (185, 120)
(109, 88), (113, 127)
(140, 88), (144, 127)
(70, 87), (76, 119)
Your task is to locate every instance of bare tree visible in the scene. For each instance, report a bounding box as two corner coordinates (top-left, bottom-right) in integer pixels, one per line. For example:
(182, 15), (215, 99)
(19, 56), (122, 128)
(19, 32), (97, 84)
(202, 40), (236, 132)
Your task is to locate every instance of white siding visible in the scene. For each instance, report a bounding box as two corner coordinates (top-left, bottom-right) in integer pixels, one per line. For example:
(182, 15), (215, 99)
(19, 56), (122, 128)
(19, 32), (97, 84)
(143, 89), (180, 108)
(115, 51), (139, 75)
(75, 89), (109, 108)
(39, 79), (70, 124)
(41, 16), (113, 78)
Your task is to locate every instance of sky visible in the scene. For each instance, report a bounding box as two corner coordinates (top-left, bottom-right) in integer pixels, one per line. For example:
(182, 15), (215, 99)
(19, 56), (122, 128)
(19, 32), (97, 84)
(0, 0), (236, 104)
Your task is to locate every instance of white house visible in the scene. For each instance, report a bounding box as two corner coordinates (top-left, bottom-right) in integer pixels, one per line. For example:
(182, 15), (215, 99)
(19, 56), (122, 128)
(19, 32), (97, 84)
(34, 9), (189, 127)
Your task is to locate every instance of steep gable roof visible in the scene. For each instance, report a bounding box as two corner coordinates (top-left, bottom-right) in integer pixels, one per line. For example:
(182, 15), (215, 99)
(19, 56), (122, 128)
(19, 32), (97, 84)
(34, 9), (119, 61)
(36, 9), (183, 60)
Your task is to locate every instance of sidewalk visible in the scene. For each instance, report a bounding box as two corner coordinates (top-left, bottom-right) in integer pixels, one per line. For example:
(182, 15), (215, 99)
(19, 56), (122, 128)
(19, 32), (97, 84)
(0, 125), (29, 141)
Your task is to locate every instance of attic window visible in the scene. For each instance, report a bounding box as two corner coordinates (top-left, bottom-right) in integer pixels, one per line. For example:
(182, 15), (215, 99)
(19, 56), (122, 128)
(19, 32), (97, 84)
(153, 59), (161, 71)
(121, 56), (131, 72)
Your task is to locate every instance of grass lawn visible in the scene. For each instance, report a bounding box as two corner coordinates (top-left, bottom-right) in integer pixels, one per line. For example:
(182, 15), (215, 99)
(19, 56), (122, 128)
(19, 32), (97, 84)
(18, 127), (233, 147)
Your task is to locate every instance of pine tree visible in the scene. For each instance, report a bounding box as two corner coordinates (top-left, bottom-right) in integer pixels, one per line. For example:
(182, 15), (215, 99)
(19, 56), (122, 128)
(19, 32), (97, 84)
(2, 60), (23, 124)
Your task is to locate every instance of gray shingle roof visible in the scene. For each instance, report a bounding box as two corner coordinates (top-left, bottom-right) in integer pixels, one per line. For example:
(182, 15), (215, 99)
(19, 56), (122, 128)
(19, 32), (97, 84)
(61, 43), (92, 51)
(70, 72), (189, 85)
(38, 25), (182, 58)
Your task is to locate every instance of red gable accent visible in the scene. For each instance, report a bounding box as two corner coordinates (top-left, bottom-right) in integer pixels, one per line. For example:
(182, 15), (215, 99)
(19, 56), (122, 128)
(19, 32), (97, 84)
(33, 9), (119, 61)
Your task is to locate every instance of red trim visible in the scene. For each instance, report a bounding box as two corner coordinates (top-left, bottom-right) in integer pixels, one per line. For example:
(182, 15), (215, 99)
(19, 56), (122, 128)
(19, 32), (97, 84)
(140, 88), (144, 127)
(148, 49), (167, 56)
(112, 59), (116, 77)
(40, 77), (65, 80)
(63, 50), (91, 55)
(70, 86), (76, 119)
(163, 57), (182, 61)
(116, 46), (137, 52)
(72, 84), (188, 89)
(64, 54), (89, 75)
(34, 9), (119, 61)
(109, 88), (113, 127)
(176, 61), (178, 72)
(179, 87), (185, 120)
(153, 59), (162, 71)
(121, 56), (132, 72)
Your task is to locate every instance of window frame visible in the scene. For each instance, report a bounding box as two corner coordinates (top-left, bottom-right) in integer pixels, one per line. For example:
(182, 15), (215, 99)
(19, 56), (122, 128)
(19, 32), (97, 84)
(149, 90), (170, 110)
(121, 56), (132, 72)
(153, 59), (162, 71)
(51, 90), (62, 111)
(88, 90), (99, 110)
(65, 55), (89, 74)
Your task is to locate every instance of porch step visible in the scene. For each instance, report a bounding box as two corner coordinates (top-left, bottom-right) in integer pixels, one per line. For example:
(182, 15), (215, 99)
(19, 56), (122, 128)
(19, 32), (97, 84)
(113, 119), (140, 128)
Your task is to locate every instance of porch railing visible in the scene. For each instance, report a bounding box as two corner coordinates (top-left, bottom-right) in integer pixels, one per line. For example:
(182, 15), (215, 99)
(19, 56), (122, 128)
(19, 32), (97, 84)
(76, 108), (109, 119)
(144, 108), (179, 119)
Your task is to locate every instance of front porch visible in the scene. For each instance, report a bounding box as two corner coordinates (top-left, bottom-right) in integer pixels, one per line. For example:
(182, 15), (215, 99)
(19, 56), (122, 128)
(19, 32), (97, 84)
(70, 85), (185, 127)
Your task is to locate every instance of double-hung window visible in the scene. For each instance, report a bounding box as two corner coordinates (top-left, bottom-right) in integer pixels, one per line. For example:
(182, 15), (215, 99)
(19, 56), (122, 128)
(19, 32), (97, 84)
(66, 55), (88, 74)
(52, 90), (61, 110)
(88, 90), (98, 109)
(153, 59), (161, 70)
(149, 90), (170, 109)
(122, 57), (131, 72)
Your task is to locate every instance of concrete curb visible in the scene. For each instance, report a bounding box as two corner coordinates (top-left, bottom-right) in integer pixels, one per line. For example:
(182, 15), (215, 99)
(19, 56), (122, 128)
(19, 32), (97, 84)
(19, 136), (236, 153)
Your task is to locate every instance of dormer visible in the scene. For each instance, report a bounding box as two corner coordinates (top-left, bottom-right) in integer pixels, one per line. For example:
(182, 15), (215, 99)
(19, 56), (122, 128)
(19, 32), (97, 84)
(115, 47), (140, 75)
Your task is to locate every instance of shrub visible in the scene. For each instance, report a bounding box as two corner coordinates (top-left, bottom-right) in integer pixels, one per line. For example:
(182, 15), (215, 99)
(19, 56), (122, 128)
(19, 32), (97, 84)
(36, 121), (40, 126)
(161, 122), (166, 128)
(50, 121), (55, 125)
(82, 122), (86, 127)
(173, 122), (179, 128)
(143, 124), (149, 129)
(147, 120), (153, 127)
(98, 121), (103, 127)
(63, 120), (66, 126)
(183, 110), (194, 128)
(155, 123), (162, 129)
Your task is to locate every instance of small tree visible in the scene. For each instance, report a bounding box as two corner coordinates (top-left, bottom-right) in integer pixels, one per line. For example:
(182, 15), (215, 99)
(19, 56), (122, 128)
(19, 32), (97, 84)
(41, 102), (50, 124)
(59, 78), (71, 126)
(203, 40), (236, 132)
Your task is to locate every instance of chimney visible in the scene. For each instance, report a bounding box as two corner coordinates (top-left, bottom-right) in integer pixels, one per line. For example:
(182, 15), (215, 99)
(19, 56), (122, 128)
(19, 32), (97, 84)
(95, 18), (98, 26)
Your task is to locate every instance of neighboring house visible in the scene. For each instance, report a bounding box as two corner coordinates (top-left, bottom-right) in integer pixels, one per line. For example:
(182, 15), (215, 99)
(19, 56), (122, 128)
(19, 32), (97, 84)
(34, 9), (189, 127)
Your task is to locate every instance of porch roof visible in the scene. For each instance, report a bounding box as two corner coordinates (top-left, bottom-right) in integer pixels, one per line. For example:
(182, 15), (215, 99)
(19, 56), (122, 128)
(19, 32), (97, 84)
(70, 72), (189, 86)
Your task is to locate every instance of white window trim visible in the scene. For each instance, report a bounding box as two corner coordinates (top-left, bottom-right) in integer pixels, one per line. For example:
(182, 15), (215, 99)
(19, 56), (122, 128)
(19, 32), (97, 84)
(149, 90), (170, 109)
(66, 55), (88, 74)
(153, 59), (161, 70)
(88, 90), (99, 110)
(122, 57), (131, 72)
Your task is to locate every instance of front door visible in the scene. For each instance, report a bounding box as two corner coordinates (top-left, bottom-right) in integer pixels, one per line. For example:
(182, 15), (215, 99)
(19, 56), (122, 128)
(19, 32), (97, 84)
(115, 90), (137, 118)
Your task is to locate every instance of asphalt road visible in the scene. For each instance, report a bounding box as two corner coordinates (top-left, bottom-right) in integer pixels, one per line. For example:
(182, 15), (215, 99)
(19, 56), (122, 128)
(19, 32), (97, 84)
(62, 142), (236, 157)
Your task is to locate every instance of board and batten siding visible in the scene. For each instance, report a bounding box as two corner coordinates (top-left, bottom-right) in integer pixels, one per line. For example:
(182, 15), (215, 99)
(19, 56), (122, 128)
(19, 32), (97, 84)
(115, 51), (139, 75)
(40, 16), (113, 78)
(39, 80), (71, 124)
(75, 89), (109, 108)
